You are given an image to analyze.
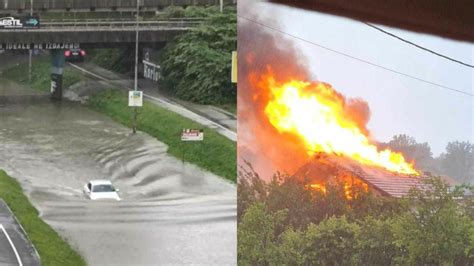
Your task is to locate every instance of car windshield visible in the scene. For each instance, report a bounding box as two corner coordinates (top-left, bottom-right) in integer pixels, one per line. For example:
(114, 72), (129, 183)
(92, 184), (115, 193)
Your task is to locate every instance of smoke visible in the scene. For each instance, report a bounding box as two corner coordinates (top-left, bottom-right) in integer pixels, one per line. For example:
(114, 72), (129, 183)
(237, 0), (372, 178)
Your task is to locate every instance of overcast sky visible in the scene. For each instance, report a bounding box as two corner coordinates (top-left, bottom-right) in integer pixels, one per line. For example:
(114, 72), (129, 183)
(255, 2), (473, 156)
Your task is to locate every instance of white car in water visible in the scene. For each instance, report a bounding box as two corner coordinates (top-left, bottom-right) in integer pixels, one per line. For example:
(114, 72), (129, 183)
(83, 180), (121, 201)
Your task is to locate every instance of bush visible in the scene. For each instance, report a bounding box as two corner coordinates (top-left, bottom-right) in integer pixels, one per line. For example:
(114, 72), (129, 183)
(237, 202), (287, 265)
(356, 217), (400, 265)
(392, 178), (474, 265)
(303, 216), (360, 265)
(161, 9), (236, 104)
(237, 168), (474, 265)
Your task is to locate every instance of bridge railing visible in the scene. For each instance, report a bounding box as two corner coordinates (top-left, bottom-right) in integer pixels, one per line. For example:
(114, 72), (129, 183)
(40, 17), (205, 23)
(45, 20), (201, 29)
(0, 18), (203, 31)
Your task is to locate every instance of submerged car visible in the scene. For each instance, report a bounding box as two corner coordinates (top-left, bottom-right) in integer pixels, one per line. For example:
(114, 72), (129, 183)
(83, 180), (120, 201)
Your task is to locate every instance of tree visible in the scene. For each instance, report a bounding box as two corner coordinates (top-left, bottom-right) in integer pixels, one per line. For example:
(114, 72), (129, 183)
(392, 177), (474, 265)
(237, 202), (288, 265)
(237, 161), (268, 222)
(303, 216), (360, 265)
(161, 7), (236, 104)
(265, 174), (317, 230)
(384, 134), (435, 172)
(438, 141), (474, 183)
(356, 217), (400, 265)
(274, 228), (306, 265)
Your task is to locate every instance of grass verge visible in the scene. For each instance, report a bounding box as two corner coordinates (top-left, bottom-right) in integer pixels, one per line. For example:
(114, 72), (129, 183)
(0, 170), (86, 265)
(88, 89), (236, 182)
(2, 57), (82, 93)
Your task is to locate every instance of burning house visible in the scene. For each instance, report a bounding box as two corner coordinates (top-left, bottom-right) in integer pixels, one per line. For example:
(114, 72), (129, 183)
(241, 69), (433, 197)
(294, 153), (429, 198)
(238, 9), (437, 196)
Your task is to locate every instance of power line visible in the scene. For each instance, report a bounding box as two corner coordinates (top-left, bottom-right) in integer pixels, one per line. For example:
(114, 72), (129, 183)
(364, 22), (474, 68)
(238, 15), (474, 97)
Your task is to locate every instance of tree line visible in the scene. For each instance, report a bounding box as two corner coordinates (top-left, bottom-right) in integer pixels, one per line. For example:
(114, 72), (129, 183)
(382, 134), (473, 184)
(238, 160), (474, 265)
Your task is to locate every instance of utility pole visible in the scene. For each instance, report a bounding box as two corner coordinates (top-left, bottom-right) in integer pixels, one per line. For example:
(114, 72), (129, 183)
(220, 0), (223, 13)
(132, 0), (139, 134)
(28, 0), (33, 82)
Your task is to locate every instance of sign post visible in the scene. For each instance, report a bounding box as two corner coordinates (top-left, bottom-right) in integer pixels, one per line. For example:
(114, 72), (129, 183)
(128, 91), (143, 134)
(180, 129), (204, 165)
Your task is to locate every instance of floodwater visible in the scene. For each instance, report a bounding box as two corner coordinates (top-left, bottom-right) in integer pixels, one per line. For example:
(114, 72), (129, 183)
(0, 78), (236, 265)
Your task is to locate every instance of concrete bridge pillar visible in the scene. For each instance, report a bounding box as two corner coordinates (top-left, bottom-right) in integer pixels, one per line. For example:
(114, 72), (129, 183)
(50, 50), (65, 101)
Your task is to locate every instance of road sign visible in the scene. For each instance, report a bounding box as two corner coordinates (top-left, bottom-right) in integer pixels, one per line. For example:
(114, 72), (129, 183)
(231, 51), (237, 83)
(128, 91), (143, 107)
(143, 60), (160, 82)
(181, 129), (204, 141)
(0, 16), (40, 29)
(0, 17), (23, 29)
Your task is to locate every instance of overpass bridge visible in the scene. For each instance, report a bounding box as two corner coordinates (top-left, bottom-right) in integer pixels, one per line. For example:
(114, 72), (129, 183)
(0, 18), (200, 47)
(0, 17), (202, 100)
(0, 0), (233, 13)
(0, 0), (235, 99)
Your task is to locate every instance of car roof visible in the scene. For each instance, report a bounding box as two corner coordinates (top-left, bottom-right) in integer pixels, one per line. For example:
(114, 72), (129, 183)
(89, 180), (113, 186)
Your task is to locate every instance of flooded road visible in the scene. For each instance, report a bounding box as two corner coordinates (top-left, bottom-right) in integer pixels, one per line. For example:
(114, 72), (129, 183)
(0, 79), (236, 265)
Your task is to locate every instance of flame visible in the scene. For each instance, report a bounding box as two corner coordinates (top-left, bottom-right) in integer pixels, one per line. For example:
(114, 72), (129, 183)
(307, 174), (369, 200)
(261, 72), (419, 176)
(308, 183), (326, 193)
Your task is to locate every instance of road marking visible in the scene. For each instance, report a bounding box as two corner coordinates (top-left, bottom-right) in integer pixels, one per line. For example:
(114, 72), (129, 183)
(68, 63), (237, 141)
(0, 224), (23, 266)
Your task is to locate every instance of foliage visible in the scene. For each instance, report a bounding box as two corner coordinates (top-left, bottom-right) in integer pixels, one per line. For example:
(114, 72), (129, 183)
(160, 7), (236, 104)
(274, 228), (306, 265)
(238, 164), (474, 265)
(304, 216), (360, 265)
(88, 89), (236, 182)
(265, 174), (317, 230)
(2, 57), (82, 92)
(356, 217), (400, 265)
(237, 162), (405, 223)
(438, 141), (474, 183)
(383, 134), (435, 172)
(237, 202), (287, 265)
(237, 161), (268, 221)
(384, 135), (474, 184)
(89, 48), (135, 74)
(0, 170), (86, 265)
(392, 177), (474, 265)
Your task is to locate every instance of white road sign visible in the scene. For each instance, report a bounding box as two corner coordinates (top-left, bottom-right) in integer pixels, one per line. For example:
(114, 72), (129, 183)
(128, 91), (143, 107)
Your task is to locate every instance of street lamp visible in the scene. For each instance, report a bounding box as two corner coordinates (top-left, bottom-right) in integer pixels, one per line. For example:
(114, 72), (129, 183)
(29, 0), (33, 82)
(132, 0), (139, 134)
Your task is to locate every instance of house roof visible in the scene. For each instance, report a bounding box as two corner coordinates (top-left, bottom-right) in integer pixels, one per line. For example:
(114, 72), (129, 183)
(295, 153), (429, 197)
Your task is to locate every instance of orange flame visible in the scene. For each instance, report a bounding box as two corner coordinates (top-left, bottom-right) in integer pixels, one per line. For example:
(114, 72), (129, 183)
(261, 73), (419, 176)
